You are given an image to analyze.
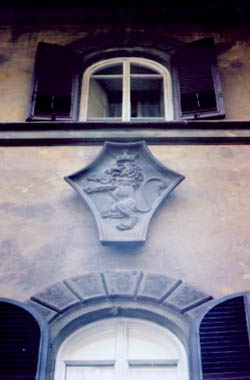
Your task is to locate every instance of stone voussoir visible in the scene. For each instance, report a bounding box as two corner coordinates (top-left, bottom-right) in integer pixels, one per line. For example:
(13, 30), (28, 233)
(65, 272), (107, 302)
(26, 299), (58, 323)
(103, 270), (142, 297)
(31, 281), (80, 313)
(163, 282), (212, 313)
(137, 272), (182, 302)
(28, 271), (213, 322)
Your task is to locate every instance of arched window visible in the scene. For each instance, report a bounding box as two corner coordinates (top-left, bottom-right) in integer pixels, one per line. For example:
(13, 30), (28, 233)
(54, 318), (189, 380)
(27, 39), (225, 121)
(80, 58), (173, 122)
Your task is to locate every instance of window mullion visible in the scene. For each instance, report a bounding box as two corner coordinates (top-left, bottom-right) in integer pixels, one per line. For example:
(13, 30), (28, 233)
(115, 322), (129, 380)
(163, 75), (168, 120)
(122, 60), (130, 121)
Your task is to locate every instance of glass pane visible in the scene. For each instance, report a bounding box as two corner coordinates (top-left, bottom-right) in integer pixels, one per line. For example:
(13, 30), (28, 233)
(88, 77), (122, 119)
(130, 78), (164, 118)
(66, 366), (115, 380)
(130, 64), (159, 75)
(67, 329), (116, 360)
(93, 64), (123, 75)
(127, 327), (178, 360)
(129, 366), (178, 380)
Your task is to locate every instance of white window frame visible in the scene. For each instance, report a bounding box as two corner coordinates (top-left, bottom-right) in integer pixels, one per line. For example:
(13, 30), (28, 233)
(54, 318), (189, 380)
(79, 58), (174, 122)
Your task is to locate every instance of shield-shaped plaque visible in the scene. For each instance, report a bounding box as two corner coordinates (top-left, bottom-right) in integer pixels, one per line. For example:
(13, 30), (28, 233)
(65, 141), (184, 245)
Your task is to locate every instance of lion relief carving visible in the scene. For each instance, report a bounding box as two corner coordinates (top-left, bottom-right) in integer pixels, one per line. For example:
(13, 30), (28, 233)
(84, 150), (167, 231)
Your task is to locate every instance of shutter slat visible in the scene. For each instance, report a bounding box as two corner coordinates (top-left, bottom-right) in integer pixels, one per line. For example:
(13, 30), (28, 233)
(172, 38), (225, 120)
(27, 42), (80, 121)
(199, 296), (250, 378)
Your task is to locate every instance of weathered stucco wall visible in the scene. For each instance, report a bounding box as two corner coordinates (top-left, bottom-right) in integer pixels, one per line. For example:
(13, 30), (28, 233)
(1, 144), (250, 301)
(0, 24), (250, 121)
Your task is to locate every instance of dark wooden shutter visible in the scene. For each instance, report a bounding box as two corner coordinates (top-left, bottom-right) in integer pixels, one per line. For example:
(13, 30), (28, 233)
(27, 42), (80, 121)
(172, 38), (225, 120)
(0, 301), (41, 380)
(199, 296), (250, 379)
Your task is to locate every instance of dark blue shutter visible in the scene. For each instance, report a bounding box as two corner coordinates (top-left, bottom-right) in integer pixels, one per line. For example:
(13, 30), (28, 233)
(27, 42), (80, 121)
(172, 38), (225, 120)
(0, 300), (48, 380)
(199, 296), (250, 379)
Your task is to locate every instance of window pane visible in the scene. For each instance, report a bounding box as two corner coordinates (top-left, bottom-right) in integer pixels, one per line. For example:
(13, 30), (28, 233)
(66, 366), (115, 380)
(93, 64), (123, 75)
(130, 78), (163, 118)
(67, 329), (116, 360)
(129, 366), (178, 380)
(130, 64), (159, 75)
(88, 77), (122, 119)
(127, 328), (178, 360)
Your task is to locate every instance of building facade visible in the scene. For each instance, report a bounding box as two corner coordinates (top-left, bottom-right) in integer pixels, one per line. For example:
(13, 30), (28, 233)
(1, 2), (250, 379)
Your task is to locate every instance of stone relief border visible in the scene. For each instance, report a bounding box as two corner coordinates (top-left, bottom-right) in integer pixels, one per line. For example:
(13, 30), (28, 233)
(27, 271), (213, 323)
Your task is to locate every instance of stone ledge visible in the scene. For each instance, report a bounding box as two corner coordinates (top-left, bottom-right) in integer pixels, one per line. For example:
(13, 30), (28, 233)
(2, 121), (250, 146)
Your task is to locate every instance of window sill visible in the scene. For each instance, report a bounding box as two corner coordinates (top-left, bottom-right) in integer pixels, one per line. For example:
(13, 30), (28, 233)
(1, 121), (250, 145)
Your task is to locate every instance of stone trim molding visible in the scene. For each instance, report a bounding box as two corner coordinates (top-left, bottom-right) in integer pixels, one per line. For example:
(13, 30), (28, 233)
(27, 271), (212, 323)
(2, 121), (250, 146)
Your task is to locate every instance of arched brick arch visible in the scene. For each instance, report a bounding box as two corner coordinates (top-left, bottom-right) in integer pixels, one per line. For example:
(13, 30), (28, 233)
(67, 32), (184, 70)
(27, 271), (212, 324)
(68, 32), (184, 56)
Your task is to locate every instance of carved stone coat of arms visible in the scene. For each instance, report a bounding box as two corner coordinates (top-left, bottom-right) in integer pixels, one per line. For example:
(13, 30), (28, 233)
(65, 141), (184, 245)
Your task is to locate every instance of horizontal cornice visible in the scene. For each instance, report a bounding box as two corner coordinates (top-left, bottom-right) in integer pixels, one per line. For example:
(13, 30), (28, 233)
(1, 121), (250, 145)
